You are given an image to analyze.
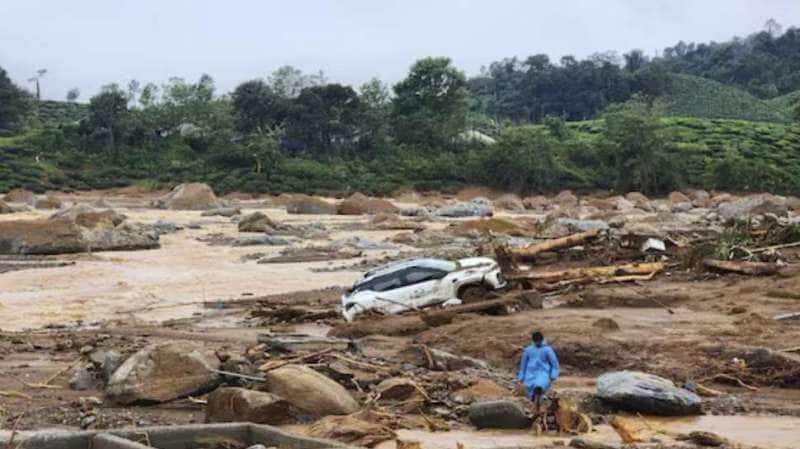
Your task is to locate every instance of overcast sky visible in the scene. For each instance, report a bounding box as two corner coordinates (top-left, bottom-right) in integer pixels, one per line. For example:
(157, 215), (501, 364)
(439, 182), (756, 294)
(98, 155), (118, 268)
(2, 0), (798, 101)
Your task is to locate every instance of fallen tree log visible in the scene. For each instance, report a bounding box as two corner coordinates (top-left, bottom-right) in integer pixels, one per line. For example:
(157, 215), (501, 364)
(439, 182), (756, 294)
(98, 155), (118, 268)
(510, 262), (664, 283)
(702, 259), (782, 276)
(512, 229), (601, 261)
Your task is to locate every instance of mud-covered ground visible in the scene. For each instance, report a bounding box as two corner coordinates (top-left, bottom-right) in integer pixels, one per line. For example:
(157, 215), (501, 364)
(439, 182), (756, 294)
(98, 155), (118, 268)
(2, 189), (800, 449)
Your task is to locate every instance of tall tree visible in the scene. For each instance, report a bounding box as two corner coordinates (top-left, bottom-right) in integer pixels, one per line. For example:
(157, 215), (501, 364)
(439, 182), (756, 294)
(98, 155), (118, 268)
(231, 79), (287, 133)
(392, 57), (468, 148)
(66, 87), (81, 102)
(88, 86), (129, 158)
(0, 67), (33, 132)
(358, 78), (391, 152)
(600, 98), (678, 194)
(285, 83), (364, 157)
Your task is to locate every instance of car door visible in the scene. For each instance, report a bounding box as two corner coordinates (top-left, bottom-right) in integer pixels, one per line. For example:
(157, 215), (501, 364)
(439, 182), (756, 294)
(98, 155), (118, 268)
(375, 266), (448, 312)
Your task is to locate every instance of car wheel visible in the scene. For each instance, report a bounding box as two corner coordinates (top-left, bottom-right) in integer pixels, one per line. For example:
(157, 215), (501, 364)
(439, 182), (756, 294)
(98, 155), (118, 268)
(457, 284), (491, 303)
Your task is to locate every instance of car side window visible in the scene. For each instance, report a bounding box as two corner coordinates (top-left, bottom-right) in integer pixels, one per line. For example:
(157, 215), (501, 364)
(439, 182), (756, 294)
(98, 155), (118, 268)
(403, 267), (447, 286)
(360, 271), (404, 292)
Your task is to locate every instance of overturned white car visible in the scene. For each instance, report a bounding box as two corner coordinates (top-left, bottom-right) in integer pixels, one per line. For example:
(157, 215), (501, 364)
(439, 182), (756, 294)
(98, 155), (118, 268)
(341, 257), (507, 321)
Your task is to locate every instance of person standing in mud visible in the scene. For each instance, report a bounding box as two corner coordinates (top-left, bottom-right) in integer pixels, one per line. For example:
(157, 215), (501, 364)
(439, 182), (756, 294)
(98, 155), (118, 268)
(518, 331), (560, 414)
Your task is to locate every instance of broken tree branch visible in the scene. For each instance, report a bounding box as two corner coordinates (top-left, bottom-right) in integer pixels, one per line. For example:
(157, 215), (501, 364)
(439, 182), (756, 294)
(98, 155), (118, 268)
(699, 374), (759, 391)
(702, 259), (782, 276)
(512, 229), (602, 261)
(510, 262), (664, 283)
(257, 348), (335, 371)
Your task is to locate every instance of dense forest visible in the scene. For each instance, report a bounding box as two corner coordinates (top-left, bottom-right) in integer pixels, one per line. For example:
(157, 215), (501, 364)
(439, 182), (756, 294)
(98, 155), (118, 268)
(1, 22), (800, 196)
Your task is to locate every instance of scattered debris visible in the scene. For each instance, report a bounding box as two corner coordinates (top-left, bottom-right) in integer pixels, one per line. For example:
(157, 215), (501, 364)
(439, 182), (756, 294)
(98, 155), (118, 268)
(703, 259), (783, 275)
(309, 414), (396, 447)
(206, 387), (302, 424)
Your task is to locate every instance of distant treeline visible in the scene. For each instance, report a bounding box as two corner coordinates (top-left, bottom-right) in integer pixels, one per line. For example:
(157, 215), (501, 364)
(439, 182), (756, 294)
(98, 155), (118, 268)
(0, 21), (799, 196)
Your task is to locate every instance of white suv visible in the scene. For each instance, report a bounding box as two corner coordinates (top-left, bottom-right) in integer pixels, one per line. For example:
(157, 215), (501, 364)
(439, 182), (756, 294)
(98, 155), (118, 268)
(341, 257), (507, 321)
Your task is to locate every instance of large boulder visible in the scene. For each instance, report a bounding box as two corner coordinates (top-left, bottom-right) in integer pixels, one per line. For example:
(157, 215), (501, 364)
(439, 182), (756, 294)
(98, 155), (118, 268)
(494, 194), (525, 211)
(35, 195), (62, 209)
(286, 195), (337, 215)
(206, 387), (302, 424)
(263, 364), (359, 416)
(452, 379), (511, 404)
(238, 212), (276, 233)
(337, 193), (398, 215)
(2, 188), (36, 205)
(50, 204), (126, 229)
(596, 371), (702, 416)
(153, 183), (222, 210)
(523, 195), (549, 210)
(433, 198), (493, 218)
(554, 190), (578, 208)
(717, 196), (788, 222)
(668, 191), (690, 204)
(688, 190), (711, 208)
(0, 218), (87, 255)
(106, 342), (221, 405)
(468, 400), (532, 429)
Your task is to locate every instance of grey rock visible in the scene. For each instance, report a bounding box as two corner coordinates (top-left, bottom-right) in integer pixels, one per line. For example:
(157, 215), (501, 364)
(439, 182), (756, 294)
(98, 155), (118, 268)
(332, 236), (395, 250)
(671, 202), (693, 213)
(434, 199), (493, 218)
(596, 371), (702, 415)
(556, 218), (609, 232)
(201, 206), (241, 217)
(238, 212), (276, 233)
(231, 236), (291, 246)
(468, 400), (532, 429)
(70, 365), (99, 390)
(89, 350), (123, 381)
(718, 196), (788, 222)
(400, 206), (431, 217)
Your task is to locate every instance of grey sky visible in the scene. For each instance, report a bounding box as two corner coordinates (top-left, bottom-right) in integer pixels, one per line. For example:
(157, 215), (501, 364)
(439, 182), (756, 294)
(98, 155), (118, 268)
(2, 0), (798, 101)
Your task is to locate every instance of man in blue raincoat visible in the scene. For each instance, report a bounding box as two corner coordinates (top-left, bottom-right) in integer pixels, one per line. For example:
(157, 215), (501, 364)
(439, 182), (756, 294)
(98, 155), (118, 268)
(517, 331), (560, 413)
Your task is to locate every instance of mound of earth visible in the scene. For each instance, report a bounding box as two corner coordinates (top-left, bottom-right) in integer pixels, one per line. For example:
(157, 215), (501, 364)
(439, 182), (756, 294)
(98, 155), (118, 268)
(493, 194), (525, 211)
(51, 204), (126, 229)
(2, 188), (36, 204)
(152, 183), (222, 210)
(451, 217), (540, 237)
(35, 195), (62, 209)
(286, 194), (337, 214)
(337, 193), (398, 215)
(370, 213), (424, 231)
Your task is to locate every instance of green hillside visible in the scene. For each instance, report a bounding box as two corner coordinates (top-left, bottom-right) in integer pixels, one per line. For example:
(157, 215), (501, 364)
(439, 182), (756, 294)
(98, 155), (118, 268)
(36, 100), (89, 126)
(766, 90), (800, 114)
(661, 74), (792, 123)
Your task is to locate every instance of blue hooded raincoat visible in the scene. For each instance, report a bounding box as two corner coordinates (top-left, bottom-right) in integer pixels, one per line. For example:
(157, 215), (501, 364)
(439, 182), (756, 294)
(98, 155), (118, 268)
(517, 340), (560, 398)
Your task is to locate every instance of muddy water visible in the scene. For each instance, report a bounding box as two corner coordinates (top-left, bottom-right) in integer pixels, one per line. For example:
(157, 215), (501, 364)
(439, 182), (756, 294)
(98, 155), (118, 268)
(0, 206), (396, 331)
(375, 427), (622, 449)
(651, 415), (800, 449)
(369, 415), (800, 449)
